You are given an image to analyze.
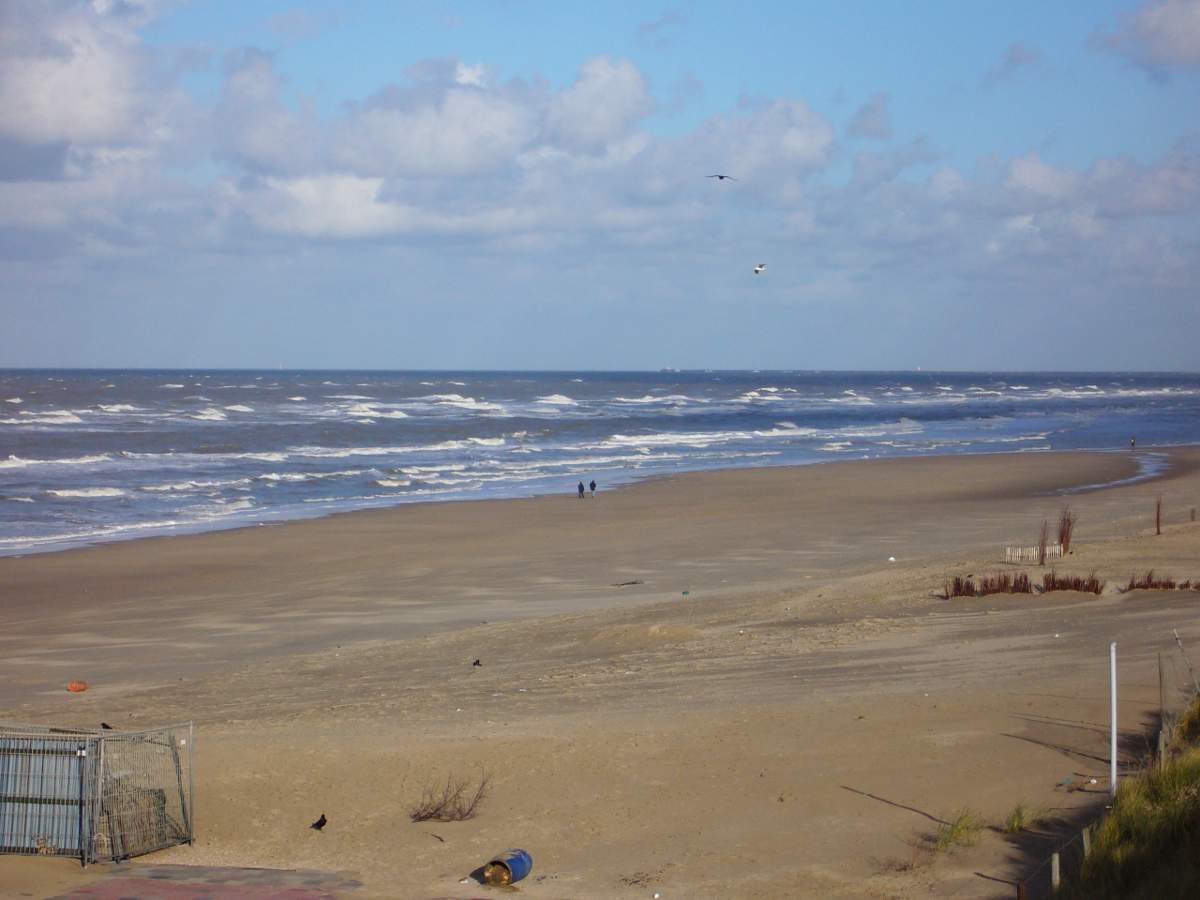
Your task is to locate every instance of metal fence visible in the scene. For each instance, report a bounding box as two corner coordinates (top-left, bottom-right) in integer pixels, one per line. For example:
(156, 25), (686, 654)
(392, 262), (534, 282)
(0, 721), (193, 866)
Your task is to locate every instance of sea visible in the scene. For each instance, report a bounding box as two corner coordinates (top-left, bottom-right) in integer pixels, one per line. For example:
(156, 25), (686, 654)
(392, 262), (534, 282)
(1, 370), (1198, 557)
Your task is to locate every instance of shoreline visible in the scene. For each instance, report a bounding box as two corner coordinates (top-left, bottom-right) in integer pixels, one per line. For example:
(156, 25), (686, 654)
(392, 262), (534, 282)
(2, 443), (1189, 561)
(2, 446), (1194, 713)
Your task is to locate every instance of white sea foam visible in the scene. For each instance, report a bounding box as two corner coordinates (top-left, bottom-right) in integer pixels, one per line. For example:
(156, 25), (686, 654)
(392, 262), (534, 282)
(12, 410), (83, 424)
(224, 405), (254, 413)
(535, 394), (577, 405)
(601, 430), (749, 449)
(288, 396), (306, 401)
(47, 487), (126, 498)
(328, 394), (376, 400)
(4, 397), (21, 403)
(4, 496), (34, 502)
(98, 404), (140, 412)
(754, 423), (818, 438)
(0, 453), (111, 469)
(191, 407), (227, 421)
(374, 479), (412, 488)
(161, 384), (185, 389)
(142, 478), (252, 492)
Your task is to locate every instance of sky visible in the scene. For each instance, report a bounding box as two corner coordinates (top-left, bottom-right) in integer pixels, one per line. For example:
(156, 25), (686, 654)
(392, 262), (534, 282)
(0, 0), (1197, 371)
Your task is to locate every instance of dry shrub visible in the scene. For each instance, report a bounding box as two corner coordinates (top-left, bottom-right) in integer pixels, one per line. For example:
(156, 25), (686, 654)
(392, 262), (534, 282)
(1126, 570), (1177, 591)
(978, 572), (1033, 596)
(409, 770), (491, 822)
(1058, 507), (1077, 553)
(945, 575), (977, 599)
(1043, 570), (1105, 594)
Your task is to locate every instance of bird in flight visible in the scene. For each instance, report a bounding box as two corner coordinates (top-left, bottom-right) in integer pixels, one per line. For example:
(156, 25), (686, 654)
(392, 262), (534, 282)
(707, 174), (736, 181)
(753, 264), (766, 274)
(311, 814), (327, 831)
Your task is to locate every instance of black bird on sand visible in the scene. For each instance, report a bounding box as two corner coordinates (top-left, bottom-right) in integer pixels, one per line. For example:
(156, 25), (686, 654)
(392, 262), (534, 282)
(472, 659), (482, 667)
(707, 174), (736, 181)
(311, 814), (327, 831)
(100, 722), (113, 730)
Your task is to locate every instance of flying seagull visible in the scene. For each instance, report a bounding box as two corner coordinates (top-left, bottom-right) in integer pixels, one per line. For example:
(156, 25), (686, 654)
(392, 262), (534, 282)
(707, 174), (736, 181)
(753, 264), (766, 274)
(310, 814), (327, 831)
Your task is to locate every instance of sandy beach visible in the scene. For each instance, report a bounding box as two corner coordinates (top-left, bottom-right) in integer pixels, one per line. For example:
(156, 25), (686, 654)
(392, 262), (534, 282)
(3, 448), (1200, 898)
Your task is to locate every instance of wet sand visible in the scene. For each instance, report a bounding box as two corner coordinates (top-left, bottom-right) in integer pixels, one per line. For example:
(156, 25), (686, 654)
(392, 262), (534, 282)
(3, 448), (1200, 898)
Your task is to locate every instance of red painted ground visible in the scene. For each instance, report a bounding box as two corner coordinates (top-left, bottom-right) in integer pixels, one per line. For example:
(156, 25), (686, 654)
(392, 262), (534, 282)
(46, 864), (360, 900)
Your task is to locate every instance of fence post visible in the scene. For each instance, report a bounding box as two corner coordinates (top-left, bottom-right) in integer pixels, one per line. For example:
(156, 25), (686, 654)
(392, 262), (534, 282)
(1111, 642), (1118, 797)
(1051, 852), (1061, 890)
(1081, 825), (1091, 858)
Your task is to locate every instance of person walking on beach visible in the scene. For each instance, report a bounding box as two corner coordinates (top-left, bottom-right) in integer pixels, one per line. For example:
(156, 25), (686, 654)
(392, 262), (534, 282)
(1130, 435), (1136, 451)
(589, 479), (596, 497)
(578, 481), (585, 499)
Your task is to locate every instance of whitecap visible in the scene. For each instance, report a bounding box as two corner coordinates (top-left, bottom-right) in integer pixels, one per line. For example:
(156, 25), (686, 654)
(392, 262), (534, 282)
(98, 404), (141, 413)
(4, 496), (34, 502)
(375, 478), (412, 488)
(190, 408), (227, 421)
(161, 384), (185, 389)
(17, 410), (83, 424)
(288, 396), (306, 401)
(47, 487), (126, 498)
(535, 394), (577, 405)
(224, 405), (254, 413)
(0, 453), (111, 469)
(4, 397), (21, 404)
(142, 478), (252, 492)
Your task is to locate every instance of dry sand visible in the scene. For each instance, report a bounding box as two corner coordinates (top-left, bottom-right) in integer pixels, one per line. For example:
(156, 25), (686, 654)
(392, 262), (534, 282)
(2, 448), (1200, 898)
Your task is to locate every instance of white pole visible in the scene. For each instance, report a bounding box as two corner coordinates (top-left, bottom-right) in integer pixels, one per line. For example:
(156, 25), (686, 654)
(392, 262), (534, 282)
(1111, 641), (1118, 797)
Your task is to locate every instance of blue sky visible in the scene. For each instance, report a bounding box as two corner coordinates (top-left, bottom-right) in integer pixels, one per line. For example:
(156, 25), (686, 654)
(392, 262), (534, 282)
(1, 0), (1198, 369)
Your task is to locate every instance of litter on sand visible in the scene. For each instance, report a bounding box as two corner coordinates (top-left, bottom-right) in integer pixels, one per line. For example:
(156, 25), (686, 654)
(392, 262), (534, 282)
(482, 849), (533, 885)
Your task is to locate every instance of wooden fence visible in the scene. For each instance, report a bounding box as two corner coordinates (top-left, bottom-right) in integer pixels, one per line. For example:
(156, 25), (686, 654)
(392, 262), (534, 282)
(1005, 543), (1063, 565)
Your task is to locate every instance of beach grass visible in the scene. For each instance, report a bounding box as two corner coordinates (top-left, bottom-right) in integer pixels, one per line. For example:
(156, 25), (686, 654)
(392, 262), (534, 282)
(1062, 695), (1200, 898)
(932, 808), (985, 850)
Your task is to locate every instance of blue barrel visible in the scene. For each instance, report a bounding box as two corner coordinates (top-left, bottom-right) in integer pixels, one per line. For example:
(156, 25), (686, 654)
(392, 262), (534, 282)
(484, 848), (532, 885)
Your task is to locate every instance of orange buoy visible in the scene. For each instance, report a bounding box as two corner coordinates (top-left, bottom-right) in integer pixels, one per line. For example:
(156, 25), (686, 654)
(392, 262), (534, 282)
(66, 680), (89, 693)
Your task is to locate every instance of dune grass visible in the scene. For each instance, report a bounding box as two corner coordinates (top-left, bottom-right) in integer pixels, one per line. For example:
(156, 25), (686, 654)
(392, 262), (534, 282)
(1004, 801), (1046, 834)
(932, 808), (985, 850)
(1062, 696), (1200, 899)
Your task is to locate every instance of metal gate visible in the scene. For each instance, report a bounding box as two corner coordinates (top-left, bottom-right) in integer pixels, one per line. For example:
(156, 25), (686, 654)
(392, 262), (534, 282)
(0, 722), (193, 866)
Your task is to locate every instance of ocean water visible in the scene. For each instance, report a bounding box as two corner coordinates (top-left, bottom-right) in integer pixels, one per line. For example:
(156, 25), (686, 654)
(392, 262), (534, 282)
(1, 370), (1197, 556)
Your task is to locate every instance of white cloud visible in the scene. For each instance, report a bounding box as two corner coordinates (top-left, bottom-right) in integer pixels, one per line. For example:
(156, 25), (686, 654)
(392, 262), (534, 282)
(227, 174), (540, 239)
(1006, 153), (1080, 200)
(847, 93), (892, 140)
(546, 56), (654, 150)
(0, 1), (146, 145)
(1100, 0), (1200, 70)
(983, 42), (1043, 84)
(333, 86), (533, 178)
